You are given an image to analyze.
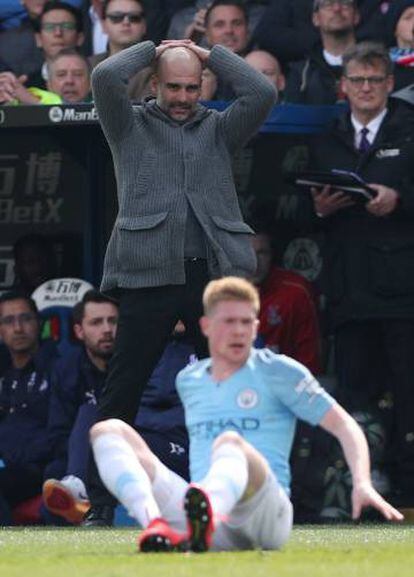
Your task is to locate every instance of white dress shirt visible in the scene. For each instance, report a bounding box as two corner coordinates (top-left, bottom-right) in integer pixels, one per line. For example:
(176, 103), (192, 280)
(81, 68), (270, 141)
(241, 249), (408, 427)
(351, 108), (388, 149)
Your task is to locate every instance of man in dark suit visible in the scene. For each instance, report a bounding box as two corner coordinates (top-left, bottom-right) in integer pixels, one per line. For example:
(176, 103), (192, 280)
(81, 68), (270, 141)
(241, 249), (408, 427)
(310, 41), (414, 509)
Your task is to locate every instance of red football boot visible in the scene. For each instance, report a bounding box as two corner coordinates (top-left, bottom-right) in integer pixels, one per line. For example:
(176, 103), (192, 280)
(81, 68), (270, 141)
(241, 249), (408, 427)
(184, 484), (215, 552)
(138, 518), (188, 553)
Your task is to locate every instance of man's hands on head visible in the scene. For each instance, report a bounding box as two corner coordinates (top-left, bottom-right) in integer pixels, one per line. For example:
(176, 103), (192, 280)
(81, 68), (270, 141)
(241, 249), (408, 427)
(157, 40), (211, 63)
(311, 185), (355, 217)
(351, 481), (404, 522)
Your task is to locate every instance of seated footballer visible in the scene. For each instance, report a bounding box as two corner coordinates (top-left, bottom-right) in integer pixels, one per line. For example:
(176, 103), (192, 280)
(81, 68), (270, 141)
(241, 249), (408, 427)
(90, 277), (403, 552)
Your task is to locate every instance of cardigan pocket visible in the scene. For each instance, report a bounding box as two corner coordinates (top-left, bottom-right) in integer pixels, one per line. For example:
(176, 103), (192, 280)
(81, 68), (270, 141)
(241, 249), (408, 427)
(211, 216), (256, 273)
(117, 212), (168, 270)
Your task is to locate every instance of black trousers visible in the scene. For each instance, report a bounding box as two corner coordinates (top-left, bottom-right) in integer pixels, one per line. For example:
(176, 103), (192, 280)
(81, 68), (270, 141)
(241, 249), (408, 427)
(98, 259), (209, 422)
(88, 259), (209, 508)
(335, 319), (414, 495)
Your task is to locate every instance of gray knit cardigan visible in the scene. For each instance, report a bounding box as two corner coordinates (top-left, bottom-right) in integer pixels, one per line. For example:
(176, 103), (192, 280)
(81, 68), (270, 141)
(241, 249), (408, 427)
(91, 41), (276, 293)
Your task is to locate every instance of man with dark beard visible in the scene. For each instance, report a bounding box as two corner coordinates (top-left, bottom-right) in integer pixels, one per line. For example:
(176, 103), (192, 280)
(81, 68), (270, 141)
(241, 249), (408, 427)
(42, 290), (118, 524)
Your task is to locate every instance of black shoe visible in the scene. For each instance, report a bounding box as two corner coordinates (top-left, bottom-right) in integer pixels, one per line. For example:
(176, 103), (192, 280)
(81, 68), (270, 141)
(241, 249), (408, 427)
(82, 505), (114, 527)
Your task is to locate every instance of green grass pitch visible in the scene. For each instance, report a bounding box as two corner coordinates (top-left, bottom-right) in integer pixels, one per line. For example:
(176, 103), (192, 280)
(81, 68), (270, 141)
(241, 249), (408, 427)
(0, 525), (413, 577)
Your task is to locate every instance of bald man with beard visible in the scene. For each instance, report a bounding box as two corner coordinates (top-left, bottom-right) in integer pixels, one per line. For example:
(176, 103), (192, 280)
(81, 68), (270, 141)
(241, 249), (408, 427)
(85, 38), (276, 525)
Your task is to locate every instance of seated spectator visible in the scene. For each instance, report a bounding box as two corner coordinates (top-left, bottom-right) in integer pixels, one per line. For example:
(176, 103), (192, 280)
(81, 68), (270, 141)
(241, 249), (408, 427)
(0, 291), (59, 526)
(251, 232), (322, 374)
(13, 234), (58, 296)
(204, 0), (250, 55)
(43, 290), (118, 524)
(245, 49), (286, 97)
(252, 0), (391, 67)
(190, 0), (251, 100)
(47, 48), (91, 103)
(89, 0), (152, 101)
(30, 1), (85, 89)
(94, 0), (184, 46)
(388, 0), (414, 90)
(285, 0), (360, 105)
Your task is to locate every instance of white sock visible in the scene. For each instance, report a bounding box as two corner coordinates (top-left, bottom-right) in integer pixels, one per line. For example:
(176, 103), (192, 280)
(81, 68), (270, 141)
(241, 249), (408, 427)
(200, 443), (248, 521)
(91, 433), (160, 527)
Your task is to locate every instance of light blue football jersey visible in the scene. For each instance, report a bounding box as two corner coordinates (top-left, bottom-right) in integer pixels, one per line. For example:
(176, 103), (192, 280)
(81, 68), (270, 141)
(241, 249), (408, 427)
(176, 348), (335, 494)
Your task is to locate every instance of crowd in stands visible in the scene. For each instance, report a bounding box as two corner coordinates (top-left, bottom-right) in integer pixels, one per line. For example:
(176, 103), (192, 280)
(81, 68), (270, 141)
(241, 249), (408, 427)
(1, 0), (414, 524)
(1, 1), (414, 104)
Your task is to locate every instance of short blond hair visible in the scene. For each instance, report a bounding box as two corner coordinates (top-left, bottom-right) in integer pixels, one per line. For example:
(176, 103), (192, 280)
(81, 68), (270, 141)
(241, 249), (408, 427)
(203, 276), (260, 316)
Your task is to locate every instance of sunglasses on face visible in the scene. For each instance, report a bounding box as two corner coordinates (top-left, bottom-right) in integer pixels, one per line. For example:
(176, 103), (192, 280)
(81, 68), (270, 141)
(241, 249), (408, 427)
(106, 11), (145, 24)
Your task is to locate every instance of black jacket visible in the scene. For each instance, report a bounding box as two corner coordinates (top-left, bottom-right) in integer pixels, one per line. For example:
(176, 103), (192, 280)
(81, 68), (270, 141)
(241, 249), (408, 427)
(0, 340), (58, 467)
(47, 346), (105, 474)
(310, 100), (414, 327)
(285, 46), (343, 105)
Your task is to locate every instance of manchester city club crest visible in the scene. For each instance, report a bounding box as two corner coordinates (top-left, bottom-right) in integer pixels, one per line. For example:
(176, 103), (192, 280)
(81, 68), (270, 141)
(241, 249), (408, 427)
(237, 389), (258, 409)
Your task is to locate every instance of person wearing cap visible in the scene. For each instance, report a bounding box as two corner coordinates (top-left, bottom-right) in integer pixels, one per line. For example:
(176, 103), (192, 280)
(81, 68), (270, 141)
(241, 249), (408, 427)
(285, 0), (360, 105)
(309, 41), (414, 510)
